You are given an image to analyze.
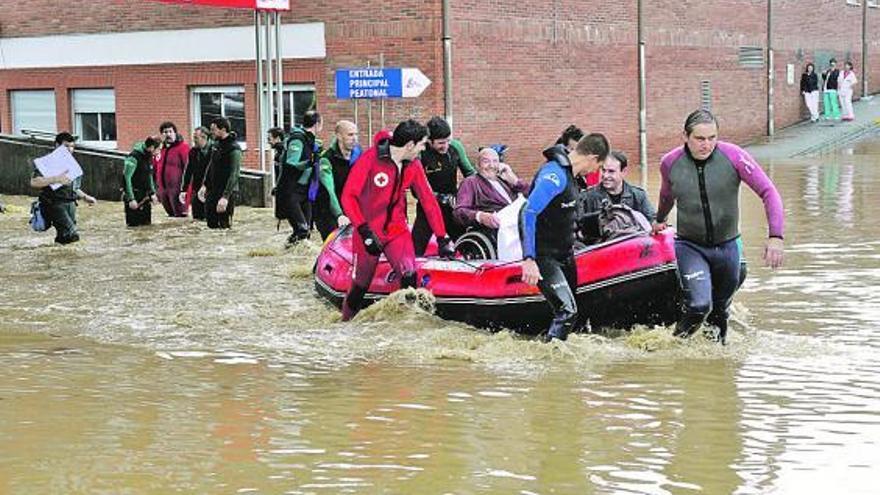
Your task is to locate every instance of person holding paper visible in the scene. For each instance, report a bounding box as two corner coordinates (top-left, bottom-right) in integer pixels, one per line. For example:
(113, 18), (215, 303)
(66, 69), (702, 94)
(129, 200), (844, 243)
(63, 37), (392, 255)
(123, 137), (161, 227)
(29, 132), (97, 244)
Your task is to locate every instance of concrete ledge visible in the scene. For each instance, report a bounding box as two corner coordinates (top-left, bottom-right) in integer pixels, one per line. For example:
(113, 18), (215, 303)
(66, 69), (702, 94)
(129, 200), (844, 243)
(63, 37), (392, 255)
(792, 120), (880, 157)
(747, 94), (880, 161)
(0, 134), (270, 206)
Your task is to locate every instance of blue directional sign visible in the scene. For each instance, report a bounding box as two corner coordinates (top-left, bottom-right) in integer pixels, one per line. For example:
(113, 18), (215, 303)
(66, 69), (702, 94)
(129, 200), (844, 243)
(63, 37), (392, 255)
(335, 67), (431, 100)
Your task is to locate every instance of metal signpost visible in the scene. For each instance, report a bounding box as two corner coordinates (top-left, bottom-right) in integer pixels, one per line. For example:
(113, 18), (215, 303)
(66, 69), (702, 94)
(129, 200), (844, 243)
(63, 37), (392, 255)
(253, 1), (289, 196)
(147, 0), (289, 202)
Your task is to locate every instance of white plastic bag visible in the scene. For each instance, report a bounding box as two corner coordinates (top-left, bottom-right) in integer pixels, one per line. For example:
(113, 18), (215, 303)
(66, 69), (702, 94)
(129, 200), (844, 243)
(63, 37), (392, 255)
(495, 195), (526, 262)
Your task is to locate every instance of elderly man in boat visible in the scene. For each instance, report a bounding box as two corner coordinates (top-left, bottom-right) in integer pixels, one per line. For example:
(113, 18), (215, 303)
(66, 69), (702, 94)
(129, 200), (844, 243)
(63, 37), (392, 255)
(453, 147), (529, 232)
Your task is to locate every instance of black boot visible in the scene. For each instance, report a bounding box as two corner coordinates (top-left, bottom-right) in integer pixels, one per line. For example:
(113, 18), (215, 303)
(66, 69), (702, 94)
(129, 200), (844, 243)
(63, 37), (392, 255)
(341, 284), (368, 321)
(286, 230), (309, 247)
(673, 312), (706, 339)
(400, 271), (418, 289)
(706, 311), (729, 345)
(542, 313), (576, 343)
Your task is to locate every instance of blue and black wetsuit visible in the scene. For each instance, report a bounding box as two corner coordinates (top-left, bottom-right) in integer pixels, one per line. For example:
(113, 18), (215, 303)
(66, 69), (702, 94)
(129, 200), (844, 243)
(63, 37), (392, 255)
(520, 145), (581, 341)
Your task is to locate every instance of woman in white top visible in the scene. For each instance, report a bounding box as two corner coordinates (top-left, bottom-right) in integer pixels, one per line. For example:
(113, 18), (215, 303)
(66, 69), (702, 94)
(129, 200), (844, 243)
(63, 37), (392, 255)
(838, 61), (858, 121)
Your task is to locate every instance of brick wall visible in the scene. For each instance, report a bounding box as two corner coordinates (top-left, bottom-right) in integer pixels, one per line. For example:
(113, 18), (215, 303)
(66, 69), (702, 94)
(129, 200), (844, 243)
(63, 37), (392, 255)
(452, 0), (880, 172)
(0, 61), (326, 169)
(0, 0), (447, 169)
(450, 0), (639, 171)
(771, 0), (875, 130)
(2, 0), (880, 175)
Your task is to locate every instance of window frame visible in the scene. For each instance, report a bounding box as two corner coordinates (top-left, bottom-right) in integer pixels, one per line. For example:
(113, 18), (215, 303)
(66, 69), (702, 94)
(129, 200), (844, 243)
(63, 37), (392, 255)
(259, 83), (317, 131)
(71, 88), (117, 149)
(190, 85), (248, 150)
(10, 89), (57, 136)
(847, 0), (879, 6)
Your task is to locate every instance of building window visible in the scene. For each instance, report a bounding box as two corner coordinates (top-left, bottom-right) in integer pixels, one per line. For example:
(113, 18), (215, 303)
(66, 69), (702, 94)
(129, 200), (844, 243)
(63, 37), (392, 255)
(72, 89), (116, 148)
(847, 0), (880, 6)
(10, 90), (56, 135)
(192, 86), (246, 146)
(261, 84), (316, 131)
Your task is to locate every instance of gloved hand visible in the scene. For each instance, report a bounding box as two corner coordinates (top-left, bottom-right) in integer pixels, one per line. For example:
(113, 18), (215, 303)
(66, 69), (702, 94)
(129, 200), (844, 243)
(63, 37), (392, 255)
(357, 224), (384, 256)
(437, 236), (455, 259)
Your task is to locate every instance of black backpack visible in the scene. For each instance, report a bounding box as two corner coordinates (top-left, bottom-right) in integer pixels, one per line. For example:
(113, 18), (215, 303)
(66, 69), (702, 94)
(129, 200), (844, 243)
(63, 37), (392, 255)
(598, 199), (652, 240)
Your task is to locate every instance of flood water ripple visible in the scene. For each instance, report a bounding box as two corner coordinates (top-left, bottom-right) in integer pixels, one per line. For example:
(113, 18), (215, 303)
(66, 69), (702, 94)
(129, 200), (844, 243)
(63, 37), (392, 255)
(2, 138), (879, 493)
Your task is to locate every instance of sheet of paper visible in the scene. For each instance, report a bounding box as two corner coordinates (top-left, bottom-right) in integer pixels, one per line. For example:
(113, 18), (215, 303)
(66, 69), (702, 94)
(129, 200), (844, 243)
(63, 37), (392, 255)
(34, 146), (83, 190)
(495, 194), (526, 262)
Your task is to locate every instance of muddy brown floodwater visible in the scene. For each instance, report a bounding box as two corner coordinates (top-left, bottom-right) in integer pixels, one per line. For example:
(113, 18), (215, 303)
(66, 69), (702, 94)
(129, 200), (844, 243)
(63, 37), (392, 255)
(1, 136), (879, 493)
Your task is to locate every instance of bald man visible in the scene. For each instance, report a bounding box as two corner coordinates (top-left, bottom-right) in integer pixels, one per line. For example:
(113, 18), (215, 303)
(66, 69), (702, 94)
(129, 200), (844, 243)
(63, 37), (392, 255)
(454, 147), (528, 230)
(314, 120), (361, 240)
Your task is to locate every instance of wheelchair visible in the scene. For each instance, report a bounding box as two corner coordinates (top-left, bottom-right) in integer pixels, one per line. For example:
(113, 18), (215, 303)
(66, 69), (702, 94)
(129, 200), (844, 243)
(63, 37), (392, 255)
(453, 227), (498, 260)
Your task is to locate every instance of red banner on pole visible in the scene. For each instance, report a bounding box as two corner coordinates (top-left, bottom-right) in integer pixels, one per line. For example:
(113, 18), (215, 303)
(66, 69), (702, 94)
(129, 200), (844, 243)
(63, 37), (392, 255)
(148, 0), (289, 10)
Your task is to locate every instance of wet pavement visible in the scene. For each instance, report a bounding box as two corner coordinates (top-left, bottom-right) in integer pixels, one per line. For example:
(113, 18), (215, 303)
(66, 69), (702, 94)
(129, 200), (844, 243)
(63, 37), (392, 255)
(748, 94), (880, 161)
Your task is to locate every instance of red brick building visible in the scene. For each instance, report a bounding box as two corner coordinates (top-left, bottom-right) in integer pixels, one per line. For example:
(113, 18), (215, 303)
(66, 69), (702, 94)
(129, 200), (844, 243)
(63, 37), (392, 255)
(1, 0), (878, 173)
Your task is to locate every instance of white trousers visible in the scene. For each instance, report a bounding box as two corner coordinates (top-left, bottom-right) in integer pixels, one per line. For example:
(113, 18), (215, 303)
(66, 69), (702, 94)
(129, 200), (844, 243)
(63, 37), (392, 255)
(803, 91), (820, 121)
(839, 91), (855, 120)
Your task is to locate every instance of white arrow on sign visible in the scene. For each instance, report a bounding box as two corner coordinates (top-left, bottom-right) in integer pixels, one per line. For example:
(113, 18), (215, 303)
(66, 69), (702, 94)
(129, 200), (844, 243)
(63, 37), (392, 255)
(401, 68), (432, 98)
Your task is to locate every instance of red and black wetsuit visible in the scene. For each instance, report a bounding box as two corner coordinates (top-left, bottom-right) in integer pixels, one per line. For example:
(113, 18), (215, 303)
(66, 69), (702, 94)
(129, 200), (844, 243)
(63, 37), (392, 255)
(339, 130), (447, 320)
(156, 137), (190, 217)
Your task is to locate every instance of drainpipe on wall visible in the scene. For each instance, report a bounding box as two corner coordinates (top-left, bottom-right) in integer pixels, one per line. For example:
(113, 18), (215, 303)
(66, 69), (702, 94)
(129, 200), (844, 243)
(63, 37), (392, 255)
(255, 11), (266, 174)
(863, 0), (870, 98)
(265, 11), (274, 128)
(637, 0), (648, 187)
(275, 11), (284, 129)
(442, 0), (453, 128)
(767, 0), (774, 138)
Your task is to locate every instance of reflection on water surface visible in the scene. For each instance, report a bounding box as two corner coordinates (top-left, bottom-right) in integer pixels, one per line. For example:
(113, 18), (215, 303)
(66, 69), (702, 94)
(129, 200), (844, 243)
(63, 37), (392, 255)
(1, 138), (879, 493)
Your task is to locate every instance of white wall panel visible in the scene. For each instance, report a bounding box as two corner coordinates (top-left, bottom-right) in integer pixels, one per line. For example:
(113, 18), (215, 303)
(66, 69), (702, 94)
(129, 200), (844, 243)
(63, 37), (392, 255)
(0, 23), (325, 70)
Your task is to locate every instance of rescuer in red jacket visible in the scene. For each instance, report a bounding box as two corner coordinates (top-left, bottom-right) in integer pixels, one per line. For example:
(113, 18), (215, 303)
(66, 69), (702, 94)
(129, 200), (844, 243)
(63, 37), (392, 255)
(340, 119), (455, 321)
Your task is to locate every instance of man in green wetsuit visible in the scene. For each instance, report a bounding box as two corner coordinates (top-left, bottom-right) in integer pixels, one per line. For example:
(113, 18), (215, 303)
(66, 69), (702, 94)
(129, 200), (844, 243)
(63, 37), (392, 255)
(122, 136), (161, 227)
(313, 120), (360, 241)
(412, 116), (476, 256)
(275, 110), (322, 245)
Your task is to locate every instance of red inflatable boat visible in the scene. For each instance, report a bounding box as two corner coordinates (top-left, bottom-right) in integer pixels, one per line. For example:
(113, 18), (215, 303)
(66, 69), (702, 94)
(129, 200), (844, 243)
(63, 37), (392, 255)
(314, 227), (682, 334)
